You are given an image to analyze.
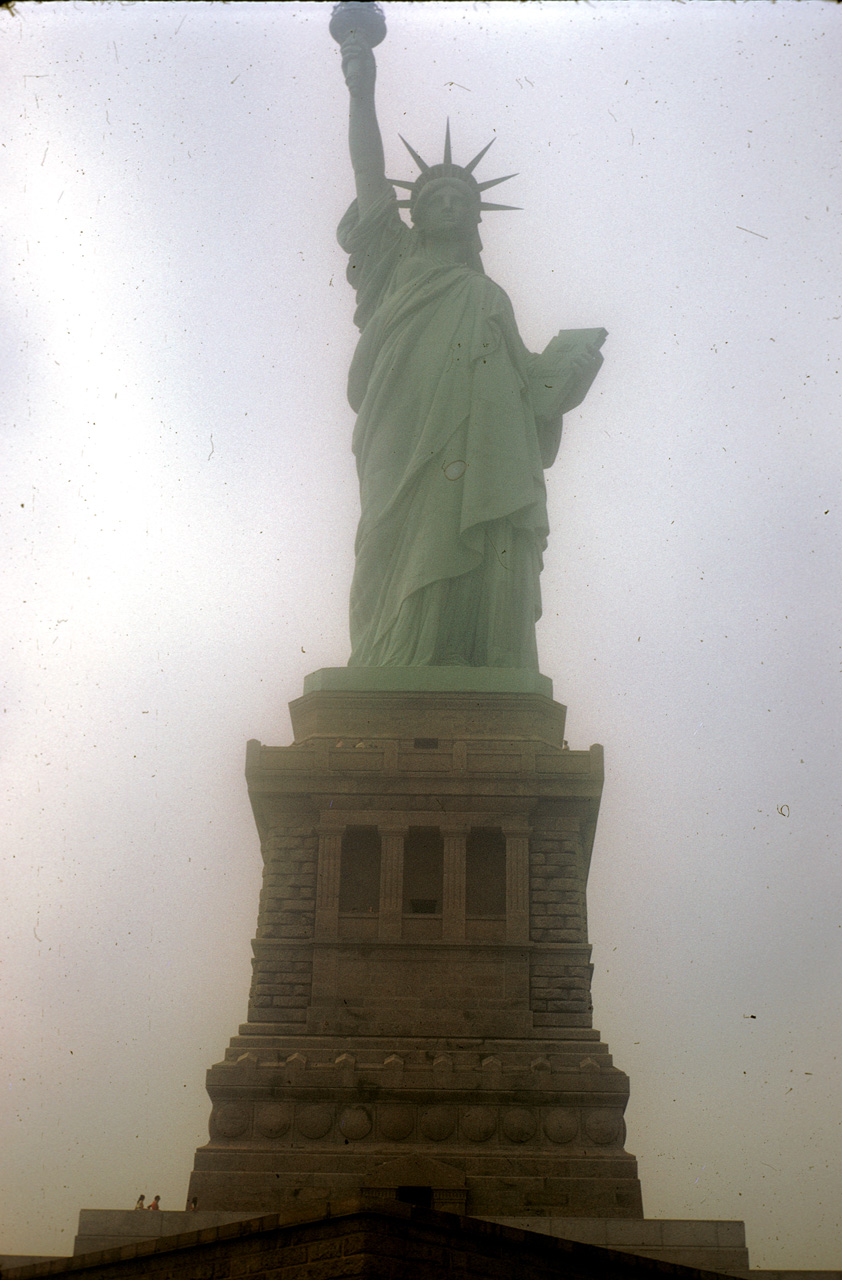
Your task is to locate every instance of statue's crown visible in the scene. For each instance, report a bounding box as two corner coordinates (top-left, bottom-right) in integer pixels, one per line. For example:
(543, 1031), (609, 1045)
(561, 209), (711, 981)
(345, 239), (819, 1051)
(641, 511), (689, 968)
(391, 122), (519, 216)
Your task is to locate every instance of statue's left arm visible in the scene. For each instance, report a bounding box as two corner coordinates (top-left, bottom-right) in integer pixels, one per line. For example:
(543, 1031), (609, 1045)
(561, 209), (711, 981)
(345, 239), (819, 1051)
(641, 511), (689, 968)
(529, 328), (607, 468)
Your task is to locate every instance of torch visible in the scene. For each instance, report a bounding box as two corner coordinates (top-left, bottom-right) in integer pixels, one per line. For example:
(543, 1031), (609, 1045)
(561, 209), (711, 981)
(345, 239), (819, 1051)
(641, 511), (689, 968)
(330, 1), (387, 86)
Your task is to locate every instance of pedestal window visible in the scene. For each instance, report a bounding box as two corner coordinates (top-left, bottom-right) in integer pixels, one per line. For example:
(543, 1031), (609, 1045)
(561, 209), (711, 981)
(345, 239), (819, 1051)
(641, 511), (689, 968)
(466, 827), (506, 941)
(402, 827), (443, 939)
(338, 826), (381, 939)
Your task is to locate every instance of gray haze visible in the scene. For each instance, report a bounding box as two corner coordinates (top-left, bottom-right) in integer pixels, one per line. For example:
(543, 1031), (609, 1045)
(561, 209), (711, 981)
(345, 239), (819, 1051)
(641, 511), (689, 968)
(2, 1), (840, 1263)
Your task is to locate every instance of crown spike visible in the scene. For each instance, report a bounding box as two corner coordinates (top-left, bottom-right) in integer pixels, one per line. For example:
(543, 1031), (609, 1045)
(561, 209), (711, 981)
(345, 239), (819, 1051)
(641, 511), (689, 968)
(464, 138), (496, 174)
(477, 172), (518, 193)
(399, 135), (430, 173)
(443, 119), (452, 168)
(479, 201), (521, 212)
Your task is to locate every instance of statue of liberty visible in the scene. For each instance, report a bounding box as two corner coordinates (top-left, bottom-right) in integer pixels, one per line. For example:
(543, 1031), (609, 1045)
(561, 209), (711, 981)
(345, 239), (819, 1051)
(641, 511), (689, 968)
(334, 9), (605, 672)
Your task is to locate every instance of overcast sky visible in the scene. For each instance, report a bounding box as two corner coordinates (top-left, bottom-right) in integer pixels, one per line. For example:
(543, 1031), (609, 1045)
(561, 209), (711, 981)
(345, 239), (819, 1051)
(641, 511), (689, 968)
(2, 0), (840, 1265)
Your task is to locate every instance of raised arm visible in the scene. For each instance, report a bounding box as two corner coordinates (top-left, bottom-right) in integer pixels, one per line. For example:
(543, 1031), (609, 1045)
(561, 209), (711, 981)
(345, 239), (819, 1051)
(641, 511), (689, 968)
(341, 34), (388, 215)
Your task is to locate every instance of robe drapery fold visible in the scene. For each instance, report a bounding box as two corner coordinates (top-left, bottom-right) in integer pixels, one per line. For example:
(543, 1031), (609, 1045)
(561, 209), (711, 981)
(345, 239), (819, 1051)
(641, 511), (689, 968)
(338, 185), (553, 670)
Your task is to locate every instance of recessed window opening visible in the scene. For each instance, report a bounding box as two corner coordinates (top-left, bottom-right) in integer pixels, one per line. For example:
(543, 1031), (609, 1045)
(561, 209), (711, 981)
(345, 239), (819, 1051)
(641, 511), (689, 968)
(413, 737), (439, 750)
(466, 827), (506, 917)
(402, 827), (443, 915)
(339, 826), (381, 914)
(396, 1186), (432, 1208)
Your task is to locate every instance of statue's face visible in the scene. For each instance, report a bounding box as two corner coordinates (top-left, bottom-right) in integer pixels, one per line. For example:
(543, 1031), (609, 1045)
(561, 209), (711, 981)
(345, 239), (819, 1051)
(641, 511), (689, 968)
(413, 178), (478, 237)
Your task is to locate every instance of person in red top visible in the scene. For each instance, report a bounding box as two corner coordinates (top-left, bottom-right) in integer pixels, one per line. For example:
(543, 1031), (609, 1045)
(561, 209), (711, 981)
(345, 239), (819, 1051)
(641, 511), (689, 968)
(147, 1195), (161, 1211)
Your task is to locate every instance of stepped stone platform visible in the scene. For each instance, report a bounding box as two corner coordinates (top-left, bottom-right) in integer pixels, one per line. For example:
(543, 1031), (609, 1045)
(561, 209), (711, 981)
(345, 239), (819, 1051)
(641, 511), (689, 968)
(72, 1208), (254, 1256)
(487, 1216), (750, 1272)
(0, 1202), (763, 1280)
(66, 1205), (751, 1273)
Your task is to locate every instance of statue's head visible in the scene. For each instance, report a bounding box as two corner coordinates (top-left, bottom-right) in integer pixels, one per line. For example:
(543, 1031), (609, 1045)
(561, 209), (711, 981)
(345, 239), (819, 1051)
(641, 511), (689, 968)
(393, 123), (519, 233)
(410, 173), (481, 236)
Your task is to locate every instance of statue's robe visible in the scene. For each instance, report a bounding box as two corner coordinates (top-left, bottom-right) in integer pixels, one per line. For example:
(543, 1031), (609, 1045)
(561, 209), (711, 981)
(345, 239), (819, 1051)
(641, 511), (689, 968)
(338, 185), (579, 670)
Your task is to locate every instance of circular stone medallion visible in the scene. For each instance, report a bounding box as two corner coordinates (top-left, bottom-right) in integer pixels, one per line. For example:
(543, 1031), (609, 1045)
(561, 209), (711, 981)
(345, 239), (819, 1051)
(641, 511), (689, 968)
(255, 1103), (292, 1139)
(543, 1109), (579, 1145)
(460, 1107), (497, 1142)
(419, 1106), (457, 1141)
(296, 1104), (333, 1139)
(212, 1102), (250, 1139)
(378, 1105), (415, 1141)
(501, 1108), (537, 1143)
(339, 1106), (372, 1140)
(584, 1108), (623, 1146)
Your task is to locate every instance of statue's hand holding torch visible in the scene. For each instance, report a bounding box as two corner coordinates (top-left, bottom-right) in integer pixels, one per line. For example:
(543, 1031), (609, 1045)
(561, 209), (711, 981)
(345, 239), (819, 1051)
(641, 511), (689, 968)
(340, 33), (376, 99)
(330, 2), (386, 100)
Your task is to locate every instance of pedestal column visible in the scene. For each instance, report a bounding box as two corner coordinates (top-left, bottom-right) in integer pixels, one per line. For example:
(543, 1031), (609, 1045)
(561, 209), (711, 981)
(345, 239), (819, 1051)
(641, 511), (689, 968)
(503, 821), (531, 942)
(314, 827), (342, 941)
(378, 825), (406, 941)
(441, 824), (468, 942)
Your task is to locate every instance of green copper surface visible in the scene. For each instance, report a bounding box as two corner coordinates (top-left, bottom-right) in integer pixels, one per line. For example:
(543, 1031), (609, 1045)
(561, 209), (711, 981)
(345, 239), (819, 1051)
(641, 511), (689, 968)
(337, 25), (604, 672)
(303, 666), (553, 697)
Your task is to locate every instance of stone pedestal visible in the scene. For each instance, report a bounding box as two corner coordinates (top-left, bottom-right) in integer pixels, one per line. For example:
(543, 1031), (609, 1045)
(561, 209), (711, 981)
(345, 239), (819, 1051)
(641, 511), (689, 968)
(188, 678), (644, 1219)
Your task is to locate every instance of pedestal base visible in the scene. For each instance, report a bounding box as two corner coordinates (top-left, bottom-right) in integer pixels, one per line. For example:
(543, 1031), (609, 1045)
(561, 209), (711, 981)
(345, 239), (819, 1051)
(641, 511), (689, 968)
(189, 682), (641, 1220)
